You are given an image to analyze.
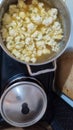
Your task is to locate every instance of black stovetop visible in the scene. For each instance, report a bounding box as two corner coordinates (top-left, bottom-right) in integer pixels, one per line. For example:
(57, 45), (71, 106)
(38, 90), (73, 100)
(0, 47), (55, 128)
(0, 47), (73, 130)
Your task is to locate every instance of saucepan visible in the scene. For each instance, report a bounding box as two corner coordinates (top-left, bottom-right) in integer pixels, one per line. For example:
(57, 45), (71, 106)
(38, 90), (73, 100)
(0, 75), (47, 127)
(0, 0), (71, 76)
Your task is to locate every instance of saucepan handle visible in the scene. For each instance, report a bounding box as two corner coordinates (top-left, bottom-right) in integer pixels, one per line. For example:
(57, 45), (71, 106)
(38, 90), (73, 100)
(26, 60), (57, 76)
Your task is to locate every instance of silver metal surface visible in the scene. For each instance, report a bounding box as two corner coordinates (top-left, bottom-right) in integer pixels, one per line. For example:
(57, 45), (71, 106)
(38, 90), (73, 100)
(0, 81), (47, 127)
(0, 0), (71, 66)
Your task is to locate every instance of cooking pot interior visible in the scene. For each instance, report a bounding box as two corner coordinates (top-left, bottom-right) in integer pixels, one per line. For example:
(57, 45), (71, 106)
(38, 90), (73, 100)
(0, 0), (71, 65)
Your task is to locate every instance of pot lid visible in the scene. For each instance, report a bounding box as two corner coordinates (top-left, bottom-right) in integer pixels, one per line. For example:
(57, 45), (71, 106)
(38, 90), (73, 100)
(1, 81), (47, 127)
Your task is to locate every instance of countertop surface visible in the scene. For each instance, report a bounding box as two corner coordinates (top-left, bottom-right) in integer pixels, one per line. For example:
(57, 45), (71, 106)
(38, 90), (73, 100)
(53, 0), (73, 108)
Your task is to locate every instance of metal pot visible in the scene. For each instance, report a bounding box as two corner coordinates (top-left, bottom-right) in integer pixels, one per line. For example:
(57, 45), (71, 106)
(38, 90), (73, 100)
(0, 0), (71, 75)
(0, 76), (47, 127)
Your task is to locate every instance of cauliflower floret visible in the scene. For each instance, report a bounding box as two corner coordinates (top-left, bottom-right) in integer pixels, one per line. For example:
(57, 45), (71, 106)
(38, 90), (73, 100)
(25, 37), (31, 45)
(9, 29), (16, 36)
(15, 44), (24, 49)
(18, 0), (27, 9)
(48, 8), (58, 20)
(32, 0), (38, 5)
(24, 56), (30, 62)
(1, 28), (8, 39)
(42, 17), (53, 26)
(6, 36), (13, 42)
(53, 21), (61, 30)
(31, 31), (38, 38)
(44, 35), (51, 42)
(35, 33), (42, 41)
(46, 39), (56, 46)
(15, 36), (21, 43)
(12, 13), (17, 18)
(52, 44), (60, 52)
(38, 2), (44, 8)
(53, 34), (63, 40)
(37, 50), (43, 56)
(27, 23), (35, 31)
(31, 15), (42, 24)
(16, 16), (21, 20)
(9, 21), (17, 27)
(32, 31), (42, 40)
(30, 57), (36, 63)
(9, 5), (18, 14)
(40, 8), (46, 16)
(2, 13), (12, 24)
(41, 27), (47, 35)
(25, 17), (30, 24)
(26, 44), (35, 51)
(49, 8), (58, 16)
(6, 42), (14, 51)
(43, 49), (51, 54)
(19, 12), (25, 19)
(12, 49), (21, 58)
(21, 27), (26, 31)
(36, 41), (45, 47)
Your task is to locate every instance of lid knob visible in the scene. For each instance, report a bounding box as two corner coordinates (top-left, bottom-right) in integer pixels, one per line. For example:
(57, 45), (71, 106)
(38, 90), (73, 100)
(21, 103), (30, 115)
